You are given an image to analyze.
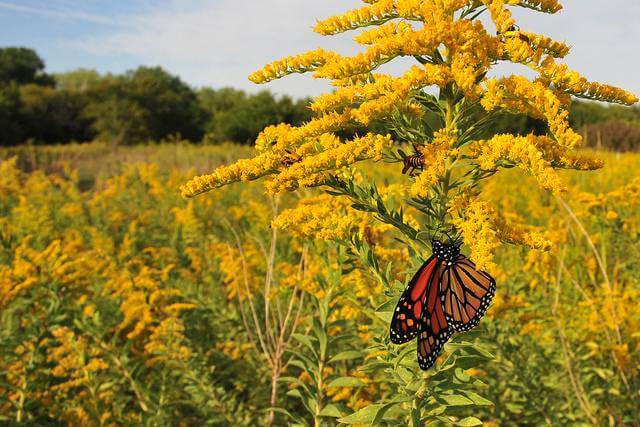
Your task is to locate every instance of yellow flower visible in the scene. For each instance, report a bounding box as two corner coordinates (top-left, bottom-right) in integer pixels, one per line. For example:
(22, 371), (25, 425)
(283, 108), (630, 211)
(273, 195), (368, 241)
(410, 129), (457, 197)
(180, 151), (281, 198)
(605, 210), (619, 221)
(265, 133), (393, 194)
(452, 196), (551, 273)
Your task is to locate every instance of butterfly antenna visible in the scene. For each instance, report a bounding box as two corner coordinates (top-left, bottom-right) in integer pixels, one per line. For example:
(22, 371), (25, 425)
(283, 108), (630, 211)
(443, 230), (453, 245)
(428, 225), (442, 245)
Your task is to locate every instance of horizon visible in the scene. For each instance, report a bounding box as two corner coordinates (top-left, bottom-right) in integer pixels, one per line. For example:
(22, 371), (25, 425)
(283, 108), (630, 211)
(1, 0), (639, 99)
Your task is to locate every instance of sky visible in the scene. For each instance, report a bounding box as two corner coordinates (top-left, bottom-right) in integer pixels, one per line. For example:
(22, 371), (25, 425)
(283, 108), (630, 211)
(0, 0), (638, 98)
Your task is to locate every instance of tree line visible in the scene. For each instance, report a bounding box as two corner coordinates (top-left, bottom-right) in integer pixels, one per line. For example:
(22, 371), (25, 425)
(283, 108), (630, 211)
(1, 47), (639, 150)
(0, 47), (312, 146)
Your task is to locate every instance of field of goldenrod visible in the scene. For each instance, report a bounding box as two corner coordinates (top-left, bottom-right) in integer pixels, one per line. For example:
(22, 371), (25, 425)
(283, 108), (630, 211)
(0, 143), (638, 425)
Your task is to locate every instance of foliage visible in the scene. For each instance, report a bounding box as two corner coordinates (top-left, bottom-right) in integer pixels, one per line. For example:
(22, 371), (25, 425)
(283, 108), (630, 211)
(18, 84), (93, 144)
(1, 145), (639, 425)
(0, 47), (53, 86)
(582, 120), (640, 152)
(0, 83), (23, 146)
(82, 66), (206, 144)
(199, 88), (312, 144)
(570, 100), (640, 129)
(0, 48), (313, 146)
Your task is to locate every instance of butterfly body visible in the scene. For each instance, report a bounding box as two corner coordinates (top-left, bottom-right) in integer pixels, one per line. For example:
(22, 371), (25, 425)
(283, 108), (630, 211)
(390, 240), (496, 370)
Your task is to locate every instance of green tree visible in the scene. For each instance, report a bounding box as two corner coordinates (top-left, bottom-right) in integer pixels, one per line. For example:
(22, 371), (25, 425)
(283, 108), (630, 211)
(0, 47), (53, 86)
(0, 83), (24, 146)
(199, 88), (312, 144)
(570, 100), (640, 129)
(19, 84), (93, 144)
(55, 68), (103, 93)
(198, 87), (247, 117)
(126, 66), (205, 141)
(84, 67), (206, 144)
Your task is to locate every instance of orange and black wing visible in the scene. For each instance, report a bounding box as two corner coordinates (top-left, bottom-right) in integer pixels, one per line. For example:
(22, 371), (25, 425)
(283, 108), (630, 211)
(390, 256), (440, 345)
(416, 260), (453, 370)
(440, 255), (496, 333)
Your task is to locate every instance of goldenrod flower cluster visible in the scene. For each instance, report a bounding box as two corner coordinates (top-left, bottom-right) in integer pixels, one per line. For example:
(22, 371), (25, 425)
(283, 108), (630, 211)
(48, 327), (109, 393)
(410, 129), (457, 197)
(452, 197), (551, 273)
(265, 133), (393, 193)
(468, 134), (603, 194)
(272, 195), (370, 241)
(182, 0), (637, 274)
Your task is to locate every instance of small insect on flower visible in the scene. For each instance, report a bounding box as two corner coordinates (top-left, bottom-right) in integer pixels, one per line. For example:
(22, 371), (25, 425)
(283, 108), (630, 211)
(402, 144), (425, 176)
(498, 24), (530, 43)
(390, 239), (496, 370)
(281, 149), (303, 167)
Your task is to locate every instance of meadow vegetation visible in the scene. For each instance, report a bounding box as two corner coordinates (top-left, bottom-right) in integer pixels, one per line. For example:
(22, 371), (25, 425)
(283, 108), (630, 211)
(2, 0), (640, 425)
(0, 144), (638, 425)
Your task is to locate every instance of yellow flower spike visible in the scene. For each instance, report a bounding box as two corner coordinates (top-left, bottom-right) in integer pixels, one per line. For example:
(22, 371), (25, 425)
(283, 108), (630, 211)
(537, 61), (638, 105)
(354, 21), (414, 46)
(484, 0), (517, 34)
(249, 49), (338, 84)
(469, 134), (568, 194)
(410, 129), (458, 198)
(482, 75), (583, 148)
(451, 198), (501, 273)
(273, 195), (371, 241)
(180, 151), (282, 198)
(265, 133), (394, 194)
(313, 0), (397, 36)
(518, 0), (563, 13)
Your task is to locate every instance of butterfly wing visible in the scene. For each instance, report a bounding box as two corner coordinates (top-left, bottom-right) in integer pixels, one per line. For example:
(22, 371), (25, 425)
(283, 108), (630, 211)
(416, 260), (453, 370)
(390, 256), (440, 345)
(440, 255), (496, 333)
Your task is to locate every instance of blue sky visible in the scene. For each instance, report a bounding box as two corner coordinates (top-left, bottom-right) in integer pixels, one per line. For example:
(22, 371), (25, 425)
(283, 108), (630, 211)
(1, 0), (638, 99)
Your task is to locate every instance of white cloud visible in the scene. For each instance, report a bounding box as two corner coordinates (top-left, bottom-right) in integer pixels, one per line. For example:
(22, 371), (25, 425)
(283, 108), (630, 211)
(76, 0), (640, 98)
(78, 0), (364, 97)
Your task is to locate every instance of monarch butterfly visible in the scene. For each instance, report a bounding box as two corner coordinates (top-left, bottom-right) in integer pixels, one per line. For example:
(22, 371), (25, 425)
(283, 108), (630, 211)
(390, 239), (496, 370)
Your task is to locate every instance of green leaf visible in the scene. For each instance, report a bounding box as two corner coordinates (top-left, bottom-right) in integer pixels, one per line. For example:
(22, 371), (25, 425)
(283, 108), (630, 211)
(265, 407), (295, 420)
(293, 334), (317, 355)
(312, 319), (328, 359)
(338, 404), (382, 424)
(329, 350), (364, 363)
(372, 396), (414, 425)
(288, 360), (309, 372)
(442, 394), (474, 406)
(454, 368), (471, 383)
(286, 389), (303, 399)
(326, 377), (366, 388)
(455, 417), (484, 426)
(319, 404), (343, 418)
(410, 408), (421, 426)
(278, 376), (302, 385)
(461, 390), (492, 406)
(371, 402), (401, 425)
(375, 311), (393, 324)
(376, 298), (398, 312)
